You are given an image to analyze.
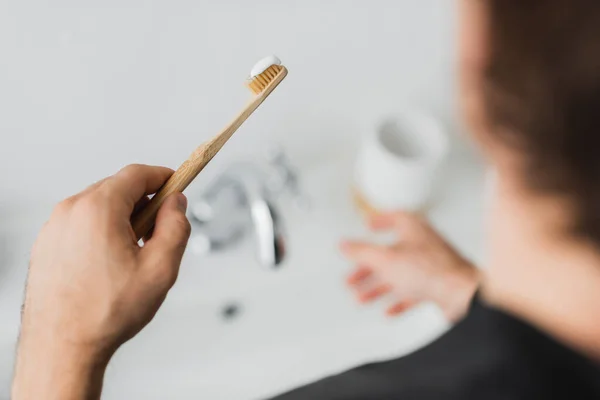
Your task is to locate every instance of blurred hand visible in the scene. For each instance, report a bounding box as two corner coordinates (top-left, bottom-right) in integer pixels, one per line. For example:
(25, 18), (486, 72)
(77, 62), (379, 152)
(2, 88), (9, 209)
(341, 212), (479, 322)
(13, 164), (191, 400)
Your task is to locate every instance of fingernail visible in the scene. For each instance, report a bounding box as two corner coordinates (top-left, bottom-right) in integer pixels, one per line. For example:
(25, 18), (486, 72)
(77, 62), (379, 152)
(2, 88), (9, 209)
(176, 194), (188, 212)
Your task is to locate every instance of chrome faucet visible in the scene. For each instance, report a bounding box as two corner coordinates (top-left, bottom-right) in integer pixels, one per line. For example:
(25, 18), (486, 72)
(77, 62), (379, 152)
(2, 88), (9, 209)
(188, 149), (303, 268)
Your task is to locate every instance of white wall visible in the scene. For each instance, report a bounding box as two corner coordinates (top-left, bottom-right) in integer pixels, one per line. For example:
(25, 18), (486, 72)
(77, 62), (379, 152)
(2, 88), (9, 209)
(0, 0), (457, 213)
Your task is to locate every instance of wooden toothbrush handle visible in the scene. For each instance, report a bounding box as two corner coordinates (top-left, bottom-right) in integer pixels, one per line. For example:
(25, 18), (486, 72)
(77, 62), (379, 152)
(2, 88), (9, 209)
(132, 66), (288, 240)
(130, 144), (210, 240)
(131, 103), (256, 240)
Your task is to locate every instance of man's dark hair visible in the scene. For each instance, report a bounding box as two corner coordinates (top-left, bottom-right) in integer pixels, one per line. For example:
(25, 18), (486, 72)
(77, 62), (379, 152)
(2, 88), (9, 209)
(484, 1), (600, 243)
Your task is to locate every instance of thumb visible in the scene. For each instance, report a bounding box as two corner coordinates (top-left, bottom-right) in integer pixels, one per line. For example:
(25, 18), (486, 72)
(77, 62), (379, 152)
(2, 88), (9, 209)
(141, 193), (191, 284)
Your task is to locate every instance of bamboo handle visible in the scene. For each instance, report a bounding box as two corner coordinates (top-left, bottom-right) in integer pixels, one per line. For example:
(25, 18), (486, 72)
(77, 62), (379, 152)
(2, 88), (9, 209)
(131, 67), (287, 240)
(131, 103), (257, 240)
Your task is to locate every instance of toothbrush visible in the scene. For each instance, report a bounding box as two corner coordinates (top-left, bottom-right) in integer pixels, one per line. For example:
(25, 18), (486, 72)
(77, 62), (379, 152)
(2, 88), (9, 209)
(131, 56), (288, 240)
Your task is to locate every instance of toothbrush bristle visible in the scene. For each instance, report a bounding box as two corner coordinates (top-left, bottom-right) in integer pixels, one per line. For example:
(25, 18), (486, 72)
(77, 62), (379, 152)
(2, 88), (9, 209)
(247, 65), (283, 95)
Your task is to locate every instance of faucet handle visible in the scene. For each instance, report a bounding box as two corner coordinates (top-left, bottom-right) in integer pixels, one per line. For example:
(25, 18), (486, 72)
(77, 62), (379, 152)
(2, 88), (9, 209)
(264, 147), (310, 211)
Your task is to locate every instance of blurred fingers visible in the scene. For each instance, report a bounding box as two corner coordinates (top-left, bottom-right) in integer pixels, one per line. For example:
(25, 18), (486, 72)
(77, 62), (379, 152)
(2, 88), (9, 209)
(340, 240), (395, 267)
(386, 301), (416, 316)
(368, 211), (430, 242)
(369, 211), (421, 230)
(347, 265), (372, 285)
(354, 284), (392, 303)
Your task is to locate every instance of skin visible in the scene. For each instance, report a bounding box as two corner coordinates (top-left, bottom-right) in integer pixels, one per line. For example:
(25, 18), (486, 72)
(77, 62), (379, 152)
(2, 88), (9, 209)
(345, 0), (600, 358)
(342, 212), (478, 322)
(341, 0), (489, 324)
(11, 0), (600, 398)
(459, 0), (600, 358)
(12, 164), (191, 399)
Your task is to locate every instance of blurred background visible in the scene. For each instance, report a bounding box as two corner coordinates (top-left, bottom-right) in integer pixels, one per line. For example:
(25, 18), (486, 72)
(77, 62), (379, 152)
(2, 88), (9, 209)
(0, 1), (486, 399)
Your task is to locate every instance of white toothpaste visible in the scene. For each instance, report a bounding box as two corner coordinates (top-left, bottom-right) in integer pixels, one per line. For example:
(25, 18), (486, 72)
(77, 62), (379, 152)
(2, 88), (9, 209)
(249, 55), (281, 78)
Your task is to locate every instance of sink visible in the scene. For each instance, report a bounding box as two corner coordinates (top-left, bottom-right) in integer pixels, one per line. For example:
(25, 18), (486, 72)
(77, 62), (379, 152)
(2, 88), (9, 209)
(101, 150), (485, 400)
(104, 277), (448, 400)
(0, 149), (485, 400)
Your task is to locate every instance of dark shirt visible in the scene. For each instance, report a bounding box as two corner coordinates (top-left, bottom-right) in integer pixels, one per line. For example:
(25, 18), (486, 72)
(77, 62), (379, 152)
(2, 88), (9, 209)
(272, 295), (600, 399)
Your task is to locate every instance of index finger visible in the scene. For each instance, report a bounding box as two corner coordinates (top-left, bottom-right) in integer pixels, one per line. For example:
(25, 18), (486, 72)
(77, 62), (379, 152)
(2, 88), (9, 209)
(105, 164), (174, 212)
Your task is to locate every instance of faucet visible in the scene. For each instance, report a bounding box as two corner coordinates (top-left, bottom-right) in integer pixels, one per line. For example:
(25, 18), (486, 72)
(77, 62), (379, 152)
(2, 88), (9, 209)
(187, 149), (303, 268)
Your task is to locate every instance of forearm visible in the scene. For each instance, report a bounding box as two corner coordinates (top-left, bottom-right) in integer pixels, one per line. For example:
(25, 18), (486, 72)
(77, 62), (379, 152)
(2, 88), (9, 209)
(12, 331), (111, 400)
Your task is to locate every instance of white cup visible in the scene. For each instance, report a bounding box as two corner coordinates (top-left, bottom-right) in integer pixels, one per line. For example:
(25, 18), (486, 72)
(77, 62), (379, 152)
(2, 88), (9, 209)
(354, 109), (449, 212)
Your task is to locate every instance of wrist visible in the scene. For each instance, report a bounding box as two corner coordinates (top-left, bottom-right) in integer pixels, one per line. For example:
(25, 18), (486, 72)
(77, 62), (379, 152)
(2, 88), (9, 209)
(12, 329), (112, 400)
(431, 263), (480, 322)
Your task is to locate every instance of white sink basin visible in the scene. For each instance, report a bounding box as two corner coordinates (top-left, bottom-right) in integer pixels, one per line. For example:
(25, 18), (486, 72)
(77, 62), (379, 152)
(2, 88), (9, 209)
(102, 151), (485, 399)
(0, 149), (485, 400)
(105, 272), (448, 400)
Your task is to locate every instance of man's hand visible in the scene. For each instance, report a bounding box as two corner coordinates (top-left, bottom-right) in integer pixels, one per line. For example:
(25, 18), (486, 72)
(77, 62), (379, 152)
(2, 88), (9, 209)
(342, 212), (479, 322)
(12, 164), (191, 400)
